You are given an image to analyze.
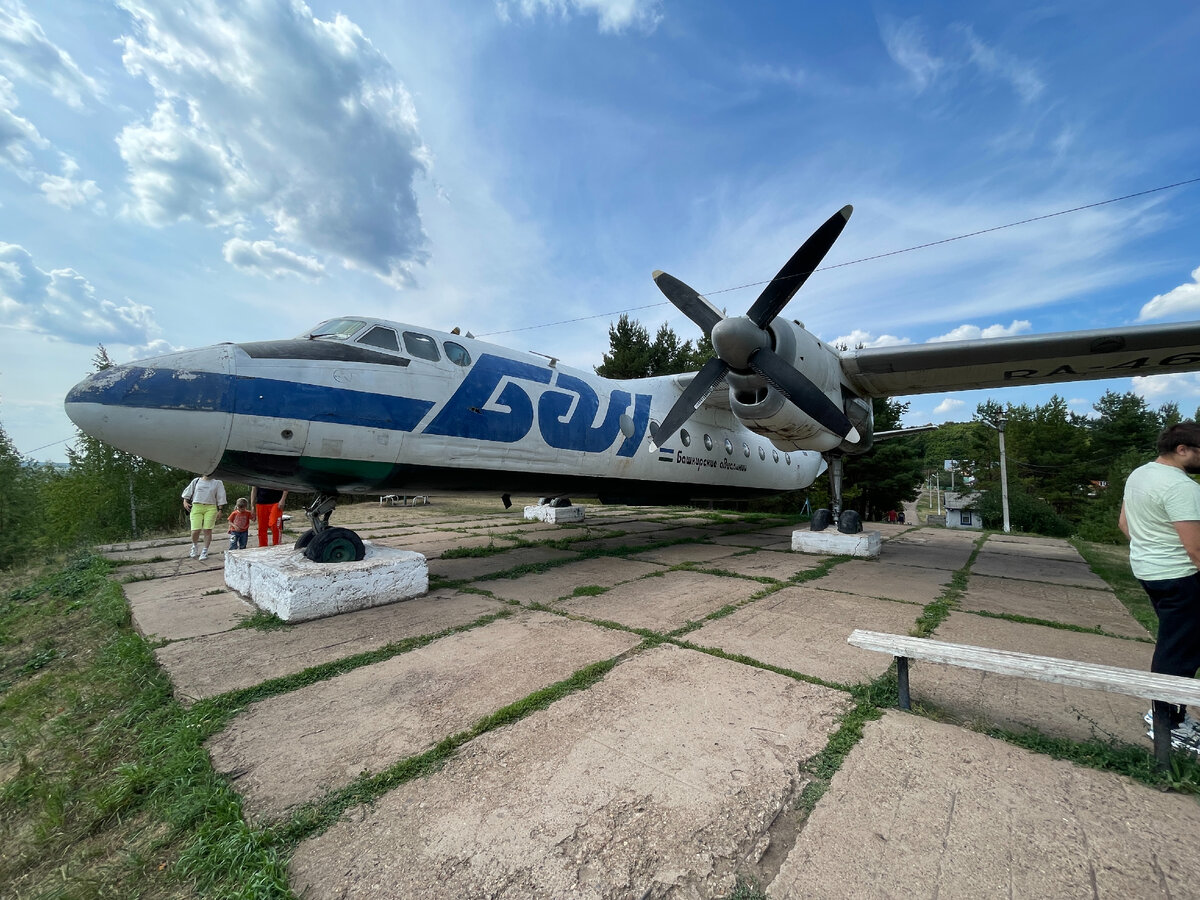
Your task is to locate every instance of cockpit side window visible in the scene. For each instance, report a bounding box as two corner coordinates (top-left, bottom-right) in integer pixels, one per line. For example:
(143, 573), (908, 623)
(358, 325), (401, 352)
(443, 341), (471, 367)
(403, 331), (441, 362)
(307, 318), (366, 341)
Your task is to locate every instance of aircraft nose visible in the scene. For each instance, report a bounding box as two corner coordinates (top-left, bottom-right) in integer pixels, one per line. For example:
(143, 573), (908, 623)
(64, 345), (237, 474)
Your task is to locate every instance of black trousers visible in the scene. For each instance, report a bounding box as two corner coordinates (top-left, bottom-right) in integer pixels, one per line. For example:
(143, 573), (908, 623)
(1139, 572), (1200, 725)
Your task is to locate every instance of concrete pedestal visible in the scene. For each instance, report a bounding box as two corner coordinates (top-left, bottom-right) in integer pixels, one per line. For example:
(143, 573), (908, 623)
(224, 543), (428, 622)
(524, 505), (586, 524)
(792, 529), (882, 559)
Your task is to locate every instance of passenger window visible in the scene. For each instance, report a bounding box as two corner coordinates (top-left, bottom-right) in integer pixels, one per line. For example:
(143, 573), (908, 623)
(403, 331), (441, 362)
(443, 341), (472, 367)
(358, 326), (400, 352)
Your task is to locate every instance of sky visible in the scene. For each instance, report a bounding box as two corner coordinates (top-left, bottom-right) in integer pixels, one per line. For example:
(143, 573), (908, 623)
(2, 0), (1200, 463)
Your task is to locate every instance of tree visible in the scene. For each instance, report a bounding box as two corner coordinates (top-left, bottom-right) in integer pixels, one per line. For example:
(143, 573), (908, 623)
(0, 418), (44, 569)
(1088, 390), (1161, 470)
(840, 398), (926, 521)
(595, 315), (709, 378)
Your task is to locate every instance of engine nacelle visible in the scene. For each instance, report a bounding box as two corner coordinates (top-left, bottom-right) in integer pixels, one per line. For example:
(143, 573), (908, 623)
(727, 319), (874, 454)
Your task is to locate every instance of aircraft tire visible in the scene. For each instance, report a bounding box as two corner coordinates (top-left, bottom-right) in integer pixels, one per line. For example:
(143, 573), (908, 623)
(295, 529), (316, 550)
(303, 527), (366, 563)
(810, 508), (832, 531)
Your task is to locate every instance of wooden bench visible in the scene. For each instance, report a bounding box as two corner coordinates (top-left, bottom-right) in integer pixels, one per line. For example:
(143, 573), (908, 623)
(848, 629), (1200, 769)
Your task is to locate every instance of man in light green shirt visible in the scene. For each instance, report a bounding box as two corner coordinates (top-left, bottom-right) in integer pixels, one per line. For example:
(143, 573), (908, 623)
(1119, 421), (1200, 750)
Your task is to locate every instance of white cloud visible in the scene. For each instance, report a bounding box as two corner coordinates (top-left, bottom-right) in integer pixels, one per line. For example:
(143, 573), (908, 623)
(496, 0), (662, 33)
(959, 26), (1043, 104)
(879, 16), (944, 93)
(933, 397), (965, 415)
(831, 328), (911, 349)
(0, 73), (46, 175)
(223, 238), (324, 280)
(1132, 371), (1200, 401)
(0, 242), (163, 349)
(929, 320), (1031, 343)
(1139, 266), (1200, 321)
(0, 0), (102, 108)
(39, 156), (102, 210)
(116, 0), (431, 287)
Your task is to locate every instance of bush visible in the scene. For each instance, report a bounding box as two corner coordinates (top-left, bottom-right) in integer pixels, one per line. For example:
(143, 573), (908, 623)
(976, 487), (1073, 537)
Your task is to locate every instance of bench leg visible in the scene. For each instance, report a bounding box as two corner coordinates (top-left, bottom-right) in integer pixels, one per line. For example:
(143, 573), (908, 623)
(1153, 701), (1173, 771)
(896, 656), (911, 710)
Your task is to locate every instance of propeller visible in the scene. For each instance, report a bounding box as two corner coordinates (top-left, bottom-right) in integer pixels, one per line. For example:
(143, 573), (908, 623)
(649, 205), (859, 448)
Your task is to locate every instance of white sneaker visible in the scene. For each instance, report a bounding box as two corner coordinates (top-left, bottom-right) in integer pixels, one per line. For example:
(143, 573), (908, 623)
(199, 549), (208, 561)
(189, 545), (197, 558)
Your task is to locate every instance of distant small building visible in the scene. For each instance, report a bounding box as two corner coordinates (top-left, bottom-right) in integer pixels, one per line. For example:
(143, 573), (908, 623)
(942, 491), (983, 529)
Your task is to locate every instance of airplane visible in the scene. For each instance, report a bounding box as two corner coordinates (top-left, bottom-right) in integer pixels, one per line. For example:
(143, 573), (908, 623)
(65, 206), (1200, 563)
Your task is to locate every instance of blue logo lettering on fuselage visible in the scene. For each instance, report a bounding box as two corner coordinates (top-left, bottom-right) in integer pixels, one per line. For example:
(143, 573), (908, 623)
(424, 354), (650, 456)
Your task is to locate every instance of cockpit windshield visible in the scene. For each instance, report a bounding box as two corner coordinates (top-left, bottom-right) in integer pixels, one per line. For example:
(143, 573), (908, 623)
(305, 319), (366, 341)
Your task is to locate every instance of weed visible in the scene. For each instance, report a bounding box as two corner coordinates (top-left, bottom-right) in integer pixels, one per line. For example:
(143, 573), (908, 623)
(571, 585), (608, 597)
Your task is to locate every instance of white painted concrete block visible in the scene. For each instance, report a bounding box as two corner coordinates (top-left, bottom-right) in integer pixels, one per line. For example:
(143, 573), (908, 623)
(791, 529), (882, 559)
(523, 504), (586, 523)
(223, 543), (428, 622)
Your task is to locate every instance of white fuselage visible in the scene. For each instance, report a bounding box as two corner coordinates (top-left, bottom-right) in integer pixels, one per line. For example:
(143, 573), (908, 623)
(64, 317), (827, 502)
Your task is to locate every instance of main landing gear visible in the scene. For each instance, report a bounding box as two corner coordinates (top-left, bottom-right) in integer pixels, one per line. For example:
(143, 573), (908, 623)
(293, 493), (366, 563)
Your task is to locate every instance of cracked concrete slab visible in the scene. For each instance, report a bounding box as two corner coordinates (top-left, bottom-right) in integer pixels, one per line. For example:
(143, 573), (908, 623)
(626, 542), (745, 566)
(961, 574), (1149, 638)
(970, 550), (1111, 588)
(207, 610), (640, 821)
(154, 590), (504, 702)
(808, 559), (951, 604)
(484, 557), (666, 603)
(703, 550), (826, 581)
(289, 645), (851, 900)
(769, 713), (1200, 899)
(687, 586), (924, 685)
(877, 539), (974, 570)
(428, 546), (578, 581)
(915, 613), (1154, 747)
(372, 532), (518, 558)
(712, 532), (794, 549)
(557, 570), (763, 633)
(981, 534), (1086, 561)
(124, 571), (254, 641)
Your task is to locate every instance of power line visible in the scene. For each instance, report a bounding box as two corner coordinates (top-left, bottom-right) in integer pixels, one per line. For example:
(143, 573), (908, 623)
(478, 176), (1200, 338)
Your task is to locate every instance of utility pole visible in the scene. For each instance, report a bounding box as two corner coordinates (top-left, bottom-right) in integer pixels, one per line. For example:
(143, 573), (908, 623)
(980, 416), (1011, 533)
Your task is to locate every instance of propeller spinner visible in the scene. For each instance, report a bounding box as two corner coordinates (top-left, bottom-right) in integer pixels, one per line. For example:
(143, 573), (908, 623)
(649, 205), (859, 449)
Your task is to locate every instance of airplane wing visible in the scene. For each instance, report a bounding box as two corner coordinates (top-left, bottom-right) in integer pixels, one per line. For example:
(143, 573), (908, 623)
(668, 371), (731, 410)
(840, 321), (1200, 397)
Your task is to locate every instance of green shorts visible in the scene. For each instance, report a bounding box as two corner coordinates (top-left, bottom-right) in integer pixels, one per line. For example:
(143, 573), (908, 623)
(190, 503), (219, 530)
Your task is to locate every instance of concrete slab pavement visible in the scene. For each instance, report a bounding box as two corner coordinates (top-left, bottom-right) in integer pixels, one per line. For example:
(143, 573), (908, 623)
(556, 570), (764, 632)
(153, 589), (505, 702)
(961, 573), (1150, 638)
(99, 501), (1200, 899)
(916, 612), (1154, 747)
(289, 645), (851, 900)
(769, 713), (1200, 899)
(207, 610), (641, 820)
(688, 586), (926, 685)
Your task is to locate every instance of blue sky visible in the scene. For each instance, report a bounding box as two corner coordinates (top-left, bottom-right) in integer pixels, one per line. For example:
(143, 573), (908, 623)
(2, 0), (1199, 462)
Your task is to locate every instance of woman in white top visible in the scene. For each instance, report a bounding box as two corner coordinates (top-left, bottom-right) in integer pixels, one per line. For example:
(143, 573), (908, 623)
(182, 474), (227, 560)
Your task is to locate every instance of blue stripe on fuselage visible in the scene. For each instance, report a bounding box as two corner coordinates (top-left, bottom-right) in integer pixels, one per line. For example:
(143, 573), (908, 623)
(67, 366), (435, 432)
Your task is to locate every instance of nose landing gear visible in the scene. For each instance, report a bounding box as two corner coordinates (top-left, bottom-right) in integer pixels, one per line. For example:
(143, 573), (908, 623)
(294, 493), (367, 562)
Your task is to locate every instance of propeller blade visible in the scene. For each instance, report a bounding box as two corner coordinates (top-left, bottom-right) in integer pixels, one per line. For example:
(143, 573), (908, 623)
(745, 205), (853, 328)
(649, 356), (730, 448)
(652, 270), (724, 337)
(749, 347), (859, 442)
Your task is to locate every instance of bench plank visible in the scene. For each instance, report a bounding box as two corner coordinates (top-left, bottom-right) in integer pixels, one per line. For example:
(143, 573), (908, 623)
(848, 629), (1200, 707)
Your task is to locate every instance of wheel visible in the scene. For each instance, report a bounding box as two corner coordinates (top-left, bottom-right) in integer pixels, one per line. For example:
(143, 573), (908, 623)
(294, 528), (316, 550)
(810, 508), (832, 532)
(302, 527), (366, 563)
